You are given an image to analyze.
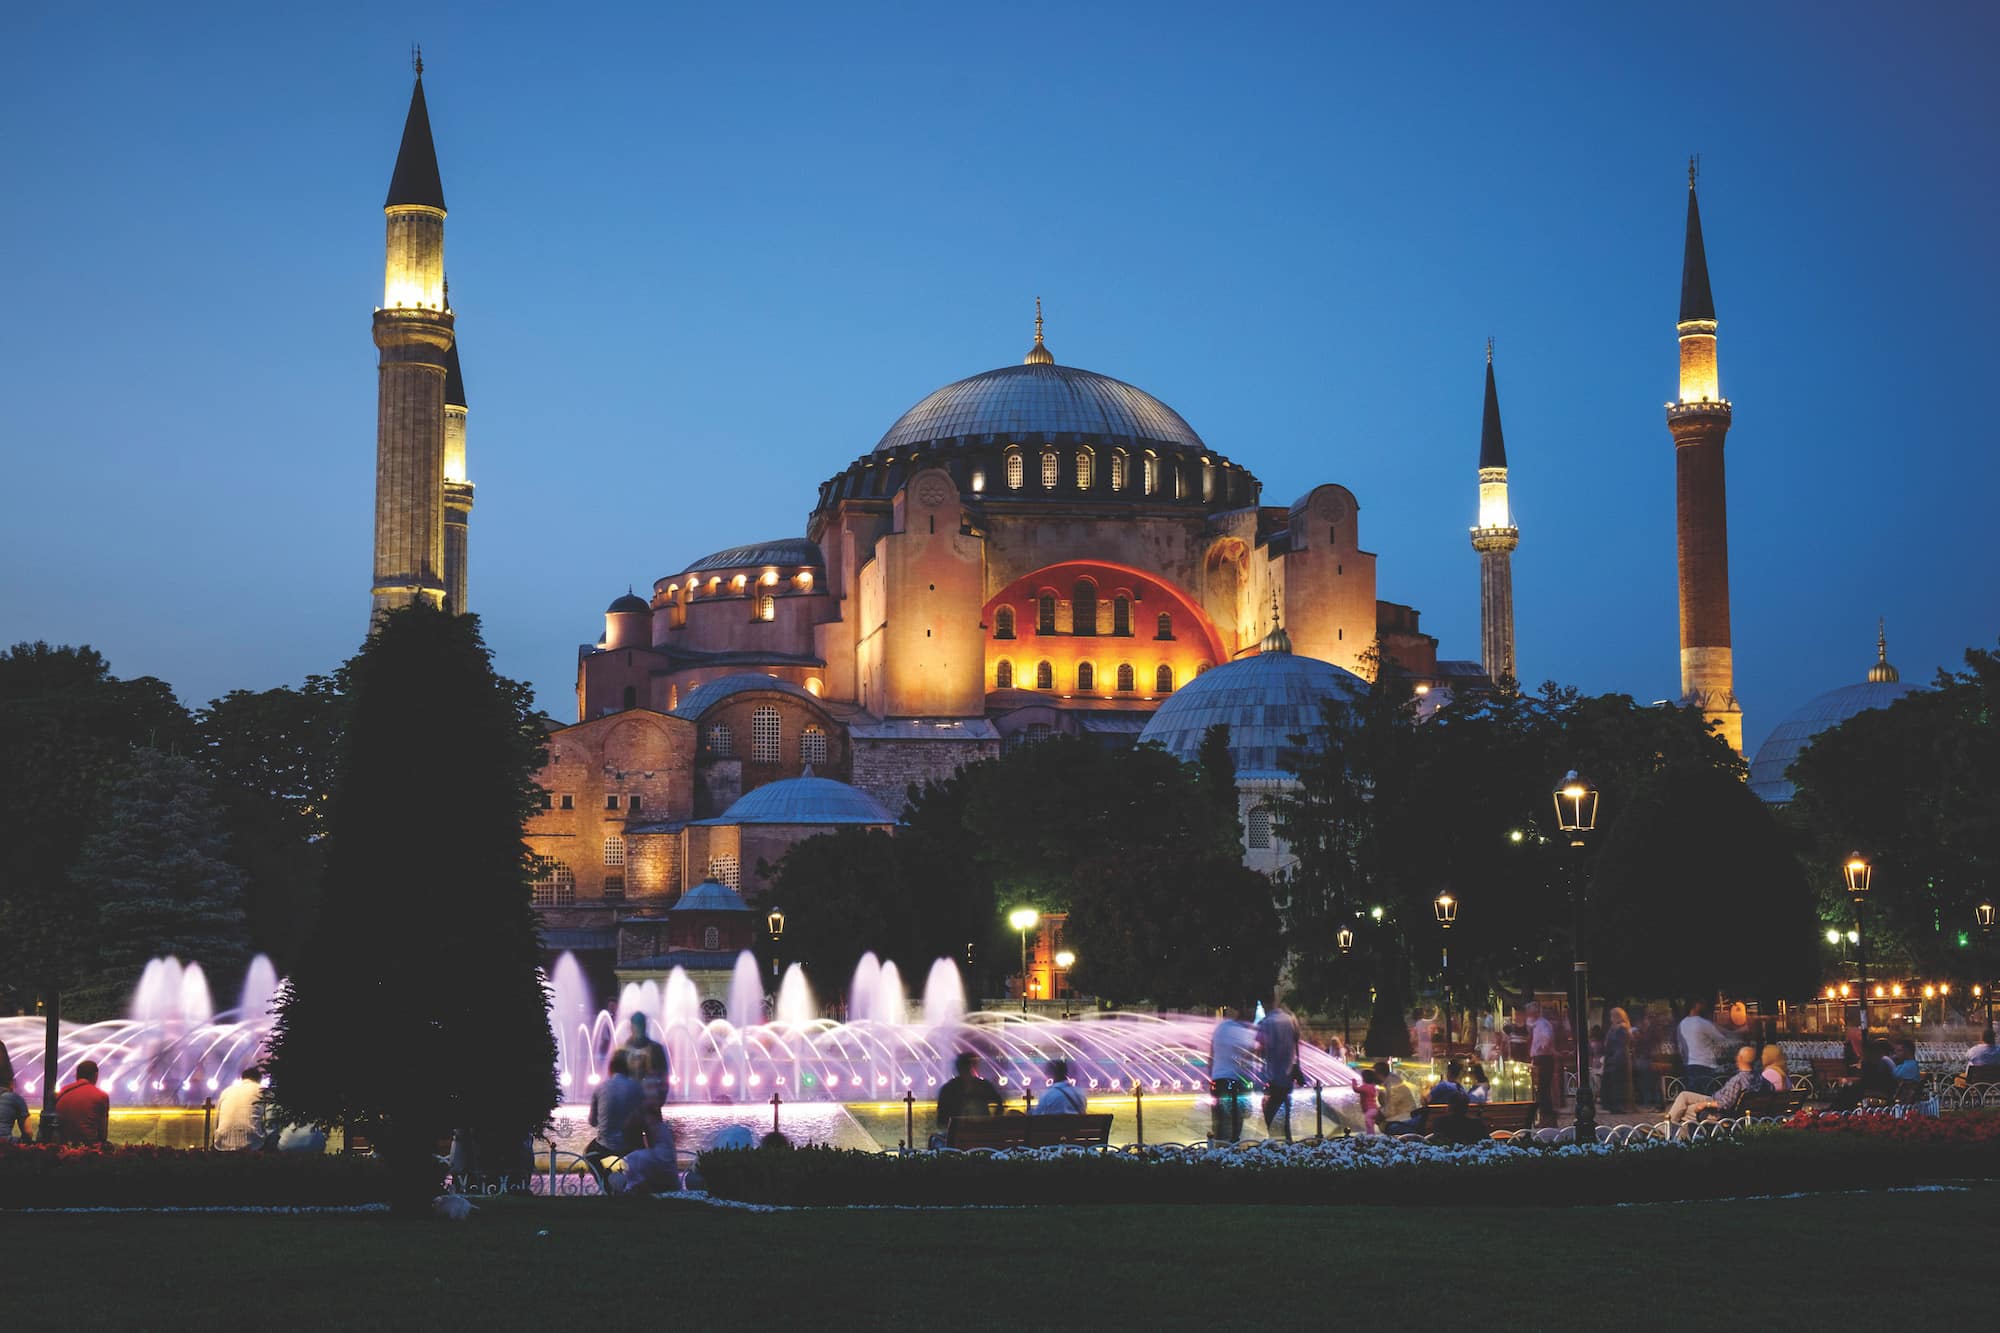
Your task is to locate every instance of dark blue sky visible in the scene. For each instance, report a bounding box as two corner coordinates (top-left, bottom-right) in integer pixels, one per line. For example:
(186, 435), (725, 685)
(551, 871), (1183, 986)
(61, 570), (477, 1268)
(6, 2), (1996, 753)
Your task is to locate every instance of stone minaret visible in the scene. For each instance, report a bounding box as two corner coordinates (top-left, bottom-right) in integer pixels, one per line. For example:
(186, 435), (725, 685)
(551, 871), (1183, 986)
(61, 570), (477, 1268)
(1666, 159), (1742, 752)
(370, 59), (454, 619)
(1470, 340), (1519, 684)
(442, 323), (473, 614)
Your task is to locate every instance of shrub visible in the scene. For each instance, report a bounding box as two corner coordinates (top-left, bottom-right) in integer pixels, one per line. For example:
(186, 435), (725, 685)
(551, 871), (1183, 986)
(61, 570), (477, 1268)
(0, 1143), (392, 1208)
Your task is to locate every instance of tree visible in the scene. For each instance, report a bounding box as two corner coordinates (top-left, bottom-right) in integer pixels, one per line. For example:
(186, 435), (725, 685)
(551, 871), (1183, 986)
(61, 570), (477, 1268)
(765, 827), (924, 990)
(265, 608), (554, 1205)
(64, 749), (251, 1016)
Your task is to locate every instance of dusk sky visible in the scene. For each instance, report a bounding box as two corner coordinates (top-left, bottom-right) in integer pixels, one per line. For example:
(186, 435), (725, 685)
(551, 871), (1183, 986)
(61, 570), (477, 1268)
(5, 1), (1995, 753)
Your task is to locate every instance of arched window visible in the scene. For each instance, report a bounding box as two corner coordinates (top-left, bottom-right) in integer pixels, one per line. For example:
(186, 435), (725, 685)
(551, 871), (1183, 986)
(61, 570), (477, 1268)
(1247, 806), (1272, 849)
(621, 685), (637, 710)
(1201, 459), (1214, 501)
(1143, 452), (1159, 495)
(1072, 580), (1097, 636)
(1037, 593), (1057, 635)
(1111, 450), (1127, 492)
(1156, 612), (1174, 640)
(995, 660), (1014, 689)
(800, 725), (828, 767)
(1078, 662), (1096, 691)
(1041, 451), (1059, 488)
(1116, 663), (1135, 692)
(707, 723), (733, 756)
(1035, 660), (1053, 690)
(755, 595), (775, 622)
(804, 676), (823, 697)
(1196, 661), (1212, 676)
(702, 925), (721, 951)
(1075, 449), (1093, 489)
(531, 860), (576, 908)
(708, 855), (739, 888)
(1112, 595), (1131, 636)
(1155, 665), (1174, 693)
(751, 706), (781, 763)
(603, 836), (625, 867)
(994, 606), (1016, 639)
(1006, 451), (1024, 490)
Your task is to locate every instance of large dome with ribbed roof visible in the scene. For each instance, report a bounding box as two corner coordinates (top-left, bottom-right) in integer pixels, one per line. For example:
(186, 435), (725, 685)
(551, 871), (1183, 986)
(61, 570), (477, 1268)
(874, 362), (1206, 455)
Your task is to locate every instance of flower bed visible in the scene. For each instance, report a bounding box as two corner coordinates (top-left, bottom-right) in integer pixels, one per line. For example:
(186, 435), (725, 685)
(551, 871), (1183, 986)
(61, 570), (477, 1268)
(0, 1143), (393, 1209)
(694, 1114), (2000, 1207)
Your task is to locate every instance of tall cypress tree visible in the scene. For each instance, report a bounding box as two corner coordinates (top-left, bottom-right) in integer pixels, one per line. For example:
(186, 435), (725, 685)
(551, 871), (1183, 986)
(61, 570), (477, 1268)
(266, 607), (554, 1200)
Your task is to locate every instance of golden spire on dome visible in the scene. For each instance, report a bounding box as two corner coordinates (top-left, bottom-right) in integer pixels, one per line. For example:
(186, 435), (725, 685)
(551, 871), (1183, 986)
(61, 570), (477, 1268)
(1024, 296), (1054, 365)
(1867, 617), (1900, 683)
(1258, 590), (1292, 655)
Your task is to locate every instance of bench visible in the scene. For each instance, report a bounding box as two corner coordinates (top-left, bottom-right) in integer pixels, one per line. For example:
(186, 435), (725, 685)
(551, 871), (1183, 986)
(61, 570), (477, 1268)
(1736, 1089), (1807, 1119)
(944, 1113), (1114, 1151)
(1809, 1057), (1853, 1099)
(1467, 1100), (1538, 1137)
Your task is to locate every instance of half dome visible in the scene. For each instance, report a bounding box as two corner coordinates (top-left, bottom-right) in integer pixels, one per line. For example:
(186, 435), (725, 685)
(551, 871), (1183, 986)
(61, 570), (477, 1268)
(1137, 650), (1368, 779)
(875, 363), (1206, 455)
(1748, 678), (1918, 804)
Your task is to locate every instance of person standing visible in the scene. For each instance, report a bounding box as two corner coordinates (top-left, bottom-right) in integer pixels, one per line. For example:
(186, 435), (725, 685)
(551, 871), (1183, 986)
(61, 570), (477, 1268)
(1208, 1009), (1255, 1142)
(52, 1060), (110, 1145)
(213, 1064), (269, 1151)
(1527, 1003), (1558, 1118)
(1678, 999), (1732, 1094)
(1601, 1008), (1633, 1114)
(624, 1014), (669, 1114)
(1256, 1000), (1302, 1133)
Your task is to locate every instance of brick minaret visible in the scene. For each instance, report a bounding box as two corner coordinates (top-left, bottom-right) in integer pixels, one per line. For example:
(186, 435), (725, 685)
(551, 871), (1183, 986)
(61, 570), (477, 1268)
(442, 325), (473, 614)
(370, 58), (454, 619)
(1666, 160), (1742, 752)
(1470, 340), (1519, 684)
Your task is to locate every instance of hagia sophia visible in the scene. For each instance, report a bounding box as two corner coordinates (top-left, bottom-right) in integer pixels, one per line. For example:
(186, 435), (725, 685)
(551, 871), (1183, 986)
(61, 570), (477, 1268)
(361, 70), (1915, 998)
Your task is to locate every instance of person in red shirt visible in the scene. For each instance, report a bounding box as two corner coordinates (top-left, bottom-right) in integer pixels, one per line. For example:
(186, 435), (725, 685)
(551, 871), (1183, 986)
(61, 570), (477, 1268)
(53, 1059), (110, 1145)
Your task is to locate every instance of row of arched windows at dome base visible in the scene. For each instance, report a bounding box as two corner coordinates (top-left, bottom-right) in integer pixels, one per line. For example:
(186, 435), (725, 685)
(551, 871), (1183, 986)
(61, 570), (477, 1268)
(995, 448), (1214, 500)
(993, 594), (1175, 640)
(994, 660), (1205, 693)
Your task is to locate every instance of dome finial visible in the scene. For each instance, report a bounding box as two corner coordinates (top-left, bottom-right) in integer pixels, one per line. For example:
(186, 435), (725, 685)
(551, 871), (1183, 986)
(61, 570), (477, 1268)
(1486, 336), (1493, 366)
(1259, 590), (1292, 655)
(1867, 617), (1899, 683)
(1024, 296), (1054, 365)
(413, 43), (424, 77)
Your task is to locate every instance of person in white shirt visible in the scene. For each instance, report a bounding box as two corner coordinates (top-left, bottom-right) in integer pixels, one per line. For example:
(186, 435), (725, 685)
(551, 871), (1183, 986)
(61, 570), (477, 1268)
(212, 1064), (268, 1152)
(1678, 999), (1734, 1093)
(1966, 1030), (2000, 1068)
(1209, 1010), (1256, 1142)
(1527, 1003), (1558, 1117)
(1033, 1059), (1088, 1115)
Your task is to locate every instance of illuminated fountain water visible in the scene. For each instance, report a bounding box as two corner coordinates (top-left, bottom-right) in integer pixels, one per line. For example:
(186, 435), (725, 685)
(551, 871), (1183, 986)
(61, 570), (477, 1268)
(0, 950), (1362, 1118)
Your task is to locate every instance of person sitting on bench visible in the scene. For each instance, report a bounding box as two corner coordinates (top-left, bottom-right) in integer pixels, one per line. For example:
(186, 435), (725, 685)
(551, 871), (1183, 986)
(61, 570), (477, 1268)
(931, 1052), (1004, 1148)
(1665, 1045), (1761, 1123)
(1033, 1059), (1087, 1115)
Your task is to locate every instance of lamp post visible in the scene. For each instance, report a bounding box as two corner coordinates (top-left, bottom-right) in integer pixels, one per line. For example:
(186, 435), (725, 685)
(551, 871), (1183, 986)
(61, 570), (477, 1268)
(766, 906), (785, 980)
(1009, 908), (1039, 1014)
(1433, 892), (1458, 1060)
(1978, 901), (1995, 1031)
(1845, 853), (1872, 1054)
(1337, 924), (1355, 1053)
(1054, 950), (1075, 1011)
(1552, 769), (1600, 1145)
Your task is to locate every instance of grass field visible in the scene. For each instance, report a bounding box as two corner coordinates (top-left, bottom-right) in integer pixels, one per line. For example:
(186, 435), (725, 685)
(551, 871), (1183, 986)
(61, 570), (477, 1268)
(5, 1187), (1997, 1330)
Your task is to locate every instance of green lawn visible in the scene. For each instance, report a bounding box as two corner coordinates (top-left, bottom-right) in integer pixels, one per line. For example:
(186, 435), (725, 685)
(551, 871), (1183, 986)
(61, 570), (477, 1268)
(5, 1189), (1995, 1329)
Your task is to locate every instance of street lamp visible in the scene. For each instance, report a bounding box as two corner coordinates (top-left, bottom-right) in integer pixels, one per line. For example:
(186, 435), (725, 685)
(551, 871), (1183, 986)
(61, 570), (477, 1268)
(1434, 892), (1458, 1057)
(1335, 924), (1355, 1054)
(1845, 853), (1871, 1051)
(766, 905), (785, 979)
(1054, 949), (1076, 1009)
(1978, 902), (1996, 1031)
(1552, 769), (1600, 1144)
(1009, 907), (1039, 1014)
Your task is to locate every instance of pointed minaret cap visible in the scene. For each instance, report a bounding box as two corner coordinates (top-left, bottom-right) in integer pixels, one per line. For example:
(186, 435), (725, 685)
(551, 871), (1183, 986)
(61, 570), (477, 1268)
(444, 339), (467, 408)
(1258, 591), (1292, 655)
(1480, 339), (1507, 470)
(386, 60), (447, 211)
(1866, 618), (1900, 684)
(1679, 156), (1714, 324)
(1023, 296), (1054, 365)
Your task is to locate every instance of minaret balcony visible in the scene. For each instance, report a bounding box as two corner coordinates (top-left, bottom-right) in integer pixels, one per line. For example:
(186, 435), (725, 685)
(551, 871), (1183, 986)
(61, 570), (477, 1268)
(1665, 398), (1732, 422)
(1470, 525), (1519, 551)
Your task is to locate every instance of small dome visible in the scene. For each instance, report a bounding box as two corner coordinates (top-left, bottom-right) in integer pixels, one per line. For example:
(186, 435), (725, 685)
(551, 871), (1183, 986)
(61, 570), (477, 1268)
(712, 775), (895, 826)
(1748, 679), (1919, 804)
(670, 879), (752, 913)
(1138, 650), (1368, 778)
(875, 362), (1206, 455)
(607, 592), (650, 615)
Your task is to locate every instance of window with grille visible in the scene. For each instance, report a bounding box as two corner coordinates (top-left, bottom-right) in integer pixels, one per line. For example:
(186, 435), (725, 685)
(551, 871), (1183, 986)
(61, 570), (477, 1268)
(1156, 612), (1174, 640)
(1113, 596), (1131, 636)
(1075, 450), (1092, 489)
(1156, 665), (1174, 693)
(1037, 594), (1056, 634)
(708, 723), (733, 756)
(994, 606), (1015, 639)
(1247, 806), (1272, 849)
(1041, 452), (1058, 488)
(756, 595), (775, 622)
(800, 725), (828, 767)
(703, 925), (721, 950)
(603, 874), (626, 902)
(1111, 451), (1127, 492)
(531, 861), (576, 908)
(1144, 454), (1158, 495)
(1072, 580), (1096, 635)
(994, 660), (1013, 689)
(1077, 662), (1094, 691)
(708, 855), (739, 888)
(1026, 723), (1052, 744)
(1006, 452), (1024, 490)
(1116, 663), (1135, 692)
(752, 707), (781, 762)
(604, 836), (625, 866)
(1035, 661), (1053, 690)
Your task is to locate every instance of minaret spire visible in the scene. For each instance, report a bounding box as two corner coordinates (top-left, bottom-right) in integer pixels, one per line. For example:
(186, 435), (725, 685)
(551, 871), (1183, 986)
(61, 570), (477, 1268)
(1024, 296), (1054, 365)
(1867, 618), (1900, 683)
(1667, 159), (1742, 751)
(1471, 341), (1520, 685)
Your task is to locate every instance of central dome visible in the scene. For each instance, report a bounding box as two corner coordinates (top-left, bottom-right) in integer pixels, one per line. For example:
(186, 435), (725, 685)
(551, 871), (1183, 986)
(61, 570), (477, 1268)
(874, 362), (1206, 455)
